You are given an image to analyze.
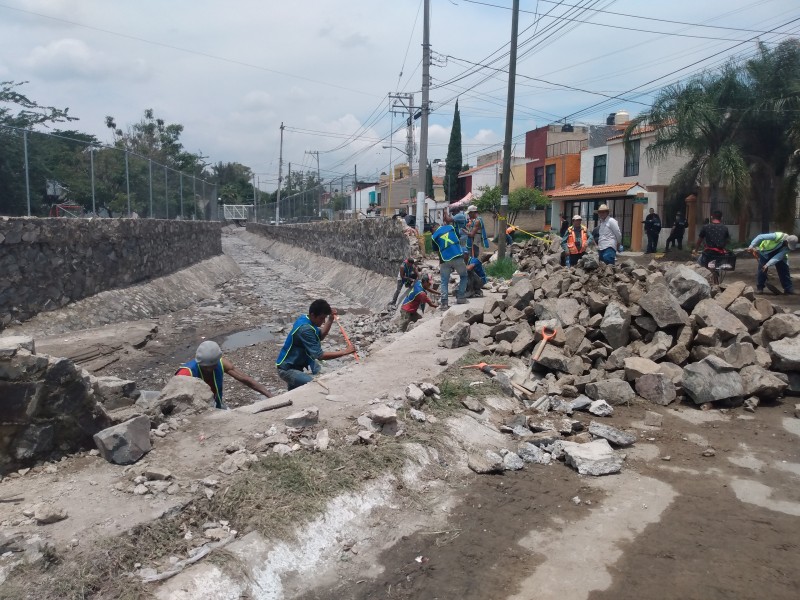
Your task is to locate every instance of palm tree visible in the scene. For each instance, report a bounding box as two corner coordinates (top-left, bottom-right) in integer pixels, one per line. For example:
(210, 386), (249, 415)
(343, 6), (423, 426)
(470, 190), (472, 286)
(623, 64), (752, 230)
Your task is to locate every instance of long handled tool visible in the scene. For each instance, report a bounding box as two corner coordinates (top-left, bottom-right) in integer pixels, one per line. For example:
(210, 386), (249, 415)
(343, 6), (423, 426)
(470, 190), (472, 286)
(530, 326), (557, 368)
(461, 362), (533, 397)
(334, 313), (360, 362)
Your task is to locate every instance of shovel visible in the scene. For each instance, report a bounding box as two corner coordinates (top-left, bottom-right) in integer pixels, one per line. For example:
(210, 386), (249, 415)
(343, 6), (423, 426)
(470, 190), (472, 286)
(530, 325), (557, 369)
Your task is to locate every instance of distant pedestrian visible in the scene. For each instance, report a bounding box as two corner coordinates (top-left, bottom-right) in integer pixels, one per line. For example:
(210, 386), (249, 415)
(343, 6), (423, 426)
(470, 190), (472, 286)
(665, 212), (687, 251)
(643, 207), (662, 253)
(465, 205), (489, 259)
(505, 225), (518, 246)
(177, 341), (272, 409)
(389, 257), (419, 306)
(747, 232), (797, 295)
(561, 214), (594, 267)
(276, 299), (356, 390)
(430, 222), (468, 309)
(596, 204), (622, 265)
(398, 274), (438, 331)
(559, 214), (570, 237)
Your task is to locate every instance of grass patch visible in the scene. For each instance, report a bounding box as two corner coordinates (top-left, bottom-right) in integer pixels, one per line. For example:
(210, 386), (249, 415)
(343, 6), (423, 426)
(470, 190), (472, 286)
(0, 443), (407, 600)
(485, 256), (517, 279)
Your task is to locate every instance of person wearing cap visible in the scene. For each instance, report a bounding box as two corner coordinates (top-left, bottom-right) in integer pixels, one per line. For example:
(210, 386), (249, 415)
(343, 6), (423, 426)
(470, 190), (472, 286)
(389, 257), (419, 306)
(465, 204), (489, 259)
(176, 341), (272, 409)
(596, 204), (622, 265)
(430, 221), (468, 309)
(443, 206), (468, 248)
(665, 211), (687, 252)
(561, 214), (594, 267)
(463, 251), (488, 297)
(398, 273), (439, 331)
(276, 299), (356, 390)
(747, 231), (797, 295)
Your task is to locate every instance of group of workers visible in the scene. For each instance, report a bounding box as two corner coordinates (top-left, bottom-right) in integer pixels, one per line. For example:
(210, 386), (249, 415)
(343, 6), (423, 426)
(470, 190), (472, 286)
(175, 202), (796, 409)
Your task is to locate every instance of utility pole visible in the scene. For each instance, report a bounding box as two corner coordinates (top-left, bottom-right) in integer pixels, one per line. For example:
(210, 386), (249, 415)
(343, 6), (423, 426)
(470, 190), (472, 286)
(276, 122), (284, 225)
(252, 173), (258, 222)
(353, 164), (358, 219)
(389, 92), (415, 220)
(416, 0), (431, 234)
(305, 150), (321, 217)
(287, 162), (292, 220)
(498, 0), (520, 260)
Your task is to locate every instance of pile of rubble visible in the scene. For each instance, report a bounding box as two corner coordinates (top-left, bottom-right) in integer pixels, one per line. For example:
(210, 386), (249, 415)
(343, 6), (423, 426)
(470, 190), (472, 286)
(435, 241), (799, 475)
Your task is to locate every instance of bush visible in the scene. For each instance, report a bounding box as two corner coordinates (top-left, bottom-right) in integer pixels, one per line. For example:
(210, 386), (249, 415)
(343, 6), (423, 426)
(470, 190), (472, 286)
(485, 257), (517, 279)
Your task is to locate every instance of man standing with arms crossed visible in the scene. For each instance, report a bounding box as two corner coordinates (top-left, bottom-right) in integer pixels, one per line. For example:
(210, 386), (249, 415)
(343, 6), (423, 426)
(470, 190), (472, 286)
(596, 204), (622, 265)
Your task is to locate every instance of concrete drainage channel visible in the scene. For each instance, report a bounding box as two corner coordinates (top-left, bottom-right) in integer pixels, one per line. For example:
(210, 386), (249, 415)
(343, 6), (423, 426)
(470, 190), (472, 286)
(2, 228), (800, 599)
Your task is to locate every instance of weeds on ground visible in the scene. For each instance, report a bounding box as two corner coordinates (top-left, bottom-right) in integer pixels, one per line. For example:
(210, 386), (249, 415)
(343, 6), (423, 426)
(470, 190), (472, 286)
(485, 257), (517, 279)
(0, 443), (407, 600)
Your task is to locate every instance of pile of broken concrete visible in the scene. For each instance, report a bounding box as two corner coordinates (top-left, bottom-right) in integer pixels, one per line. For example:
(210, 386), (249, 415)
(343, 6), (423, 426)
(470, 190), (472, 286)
(437, 248), (799, 475)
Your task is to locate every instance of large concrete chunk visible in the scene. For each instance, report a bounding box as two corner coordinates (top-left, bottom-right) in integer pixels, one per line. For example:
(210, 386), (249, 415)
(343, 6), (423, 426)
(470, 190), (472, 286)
(683, 356), (743, 404)
(284, 407), (319, 428)
(769, 336), (800, 372)
(692, 299), (748, 339)
(93, 415), (152, 465)
(441, 322), (471, 349)
(588, 421), (636, 447)
(517, 442), (552, 465)
(635, 373), (676, 406)
(585, 379), (635, 406)
(506, 278), (534, 310)
(468, 449), (505, 474)
(740, 365), (788, 400)
(762, 314), (800, 343)
(664, 265), (711, 310)
(714, 280), (746, 309)
(536, 345), (584, 376)
(638, 283), (690, 328)
(639, 331), (673, 362)
(623, 357), (661, 380)
(534, 298), (581, 327)
(92, 376), (137, 410)
(727, 298), (764, 331)
(562, 438), (623, 476)
(510, 324), (535, 355)
(600, 302), (631, 349)
(150, 376), (214, 415)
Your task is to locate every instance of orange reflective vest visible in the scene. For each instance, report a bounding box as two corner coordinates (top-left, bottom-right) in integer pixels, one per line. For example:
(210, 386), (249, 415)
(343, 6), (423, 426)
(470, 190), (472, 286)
(566, 225), (588, 254)
(506, 226), (516, 235)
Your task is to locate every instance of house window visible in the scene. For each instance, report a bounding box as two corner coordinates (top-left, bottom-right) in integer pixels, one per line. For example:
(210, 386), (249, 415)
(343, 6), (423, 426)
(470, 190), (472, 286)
(624, 139), (640, 177)
(545, 164), (556, 190)
(534, 167), (544, 190)
(592, 154), (607, 185)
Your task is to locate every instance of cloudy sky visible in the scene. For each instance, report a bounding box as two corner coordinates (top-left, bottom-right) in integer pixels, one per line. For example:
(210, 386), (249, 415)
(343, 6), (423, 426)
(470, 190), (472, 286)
(1, 0), (798, 190)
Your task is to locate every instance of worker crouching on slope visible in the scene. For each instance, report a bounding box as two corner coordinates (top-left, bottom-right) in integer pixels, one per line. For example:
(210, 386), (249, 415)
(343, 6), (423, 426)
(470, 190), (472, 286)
(464, 251), (487, 298)
(276, 299), (356, 391)
(398, 273), (438, 332)
(177, 340), (273, 409)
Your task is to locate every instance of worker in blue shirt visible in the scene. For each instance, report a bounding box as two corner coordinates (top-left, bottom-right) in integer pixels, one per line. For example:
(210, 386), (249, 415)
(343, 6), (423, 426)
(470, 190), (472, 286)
(464, 252), (487, 298)
(747, 232), (797, 295)
(276, 299), (356, 390)
(430, 221), (468, 309)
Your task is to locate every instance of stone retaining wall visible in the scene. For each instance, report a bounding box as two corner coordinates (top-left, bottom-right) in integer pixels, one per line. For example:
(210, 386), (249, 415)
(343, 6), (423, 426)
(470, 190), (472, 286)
(0, 218), (222, 328)
(246, 220), (413, 277)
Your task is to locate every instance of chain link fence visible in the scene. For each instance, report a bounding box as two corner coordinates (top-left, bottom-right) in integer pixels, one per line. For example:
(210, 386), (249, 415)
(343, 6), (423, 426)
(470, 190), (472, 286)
(0, 125), (218, 220)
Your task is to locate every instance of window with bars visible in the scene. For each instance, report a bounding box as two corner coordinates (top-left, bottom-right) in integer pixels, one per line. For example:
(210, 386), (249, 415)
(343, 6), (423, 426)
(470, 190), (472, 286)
(624, 139), (640, 177)
(592, 154), (607, 185)
(534, 167), (544, 190)
(545, 164), (556, 190)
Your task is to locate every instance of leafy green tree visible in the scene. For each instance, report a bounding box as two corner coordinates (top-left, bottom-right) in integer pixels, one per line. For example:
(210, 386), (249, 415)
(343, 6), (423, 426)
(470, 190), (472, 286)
(443, 100), (462, 202)
(475, 185), (549, 226)
(426, 162), (435, 200)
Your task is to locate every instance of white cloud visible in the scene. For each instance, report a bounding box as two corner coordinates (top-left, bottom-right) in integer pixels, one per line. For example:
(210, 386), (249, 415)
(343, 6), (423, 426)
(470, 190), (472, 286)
(242, 91), (272, 111)
(23, 38), (147, 81)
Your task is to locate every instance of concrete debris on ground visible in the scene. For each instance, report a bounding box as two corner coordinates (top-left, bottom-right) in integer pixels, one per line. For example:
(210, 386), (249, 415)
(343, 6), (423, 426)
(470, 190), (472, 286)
(93, 415), (152, 465)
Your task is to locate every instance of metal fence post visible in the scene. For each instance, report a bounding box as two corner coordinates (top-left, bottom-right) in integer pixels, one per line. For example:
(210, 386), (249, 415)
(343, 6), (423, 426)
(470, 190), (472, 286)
(125, 151), (131, 217)
(90, 147), (96, 215)
(23, 130), (31, 216)
(149, 159), (153, 218)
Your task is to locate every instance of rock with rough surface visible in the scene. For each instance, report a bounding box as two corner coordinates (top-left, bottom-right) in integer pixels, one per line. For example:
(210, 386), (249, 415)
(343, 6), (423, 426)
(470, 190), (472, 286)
(768, 336), (800, 372)
(562, 439), (623, 476)
(623, 357), (661, 380)
(600, 302), (631, 349)
(664, 266), (711, 310)
(585, 379), (635, 405)
(692, 299), (748, 339)
(284, 407), (319, 428)
(639, 284), (690, 328)
(503, 452), (525, 471)
(740, 365), (788, 400)
(368, 405), (397, 425)
(762, 314), (800, 343)
(33, 504), (68, 525)
(441, 322), (471, 349)
(635, 373), (676, 406)
(506, 278), (534, 310)
(588, 421), (636, 446)
(727, 298), (764, 331)
(588, 399), (614, 417)
(93, 416), (152, 465)
(406, 384), (426, 406)
(468, 449), (505, 474)
(682, 356), (743, 404)
(517, 442), (552, 464)
(150, 376), (214, 415)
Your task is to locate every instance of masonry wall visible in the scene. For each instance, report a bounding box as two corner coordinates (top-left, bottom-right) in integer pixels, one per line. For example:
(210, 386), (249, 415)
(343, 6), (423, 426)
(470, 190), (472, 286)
(0, 218), (222, 327)
(247, 219), (414, 277)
